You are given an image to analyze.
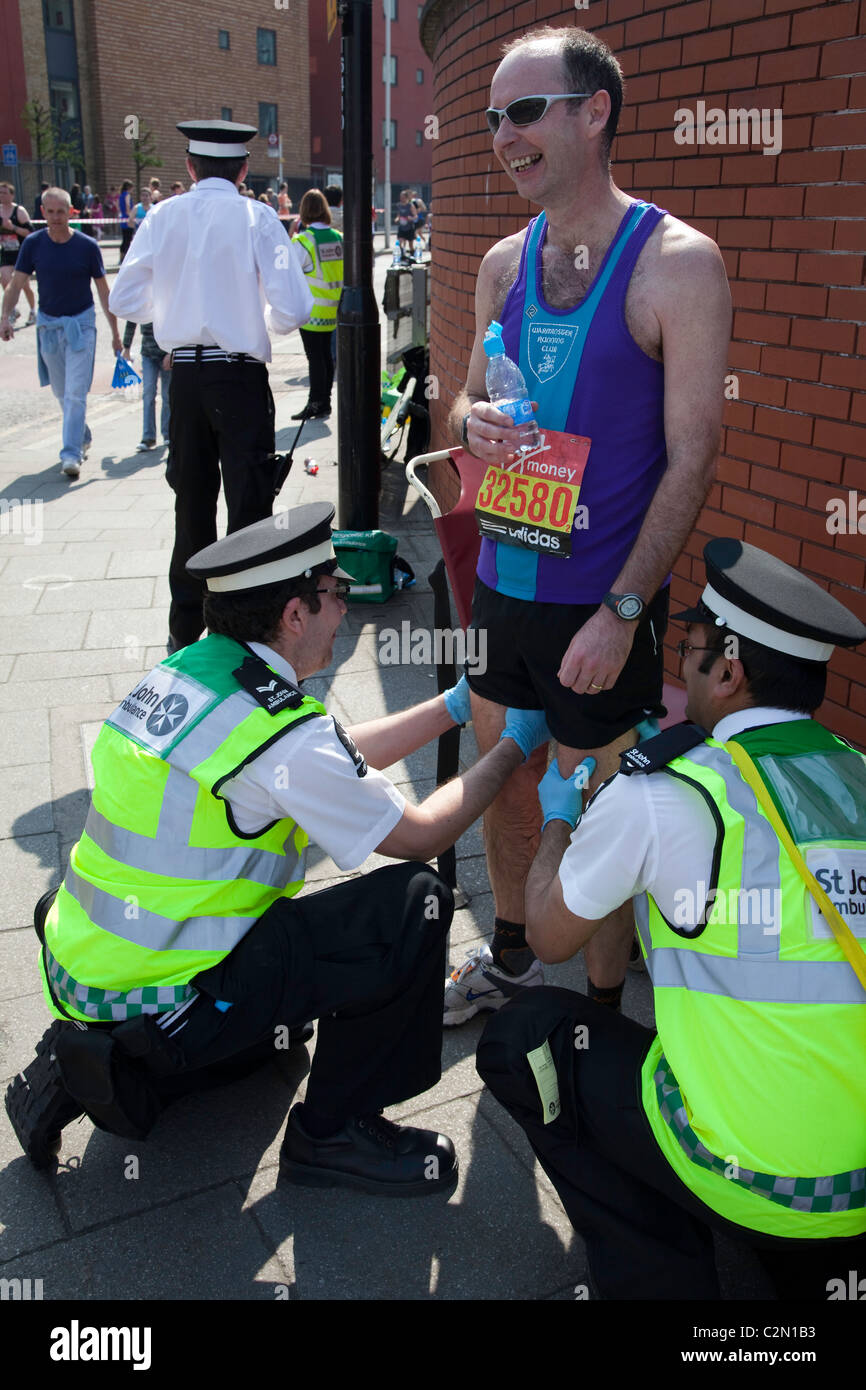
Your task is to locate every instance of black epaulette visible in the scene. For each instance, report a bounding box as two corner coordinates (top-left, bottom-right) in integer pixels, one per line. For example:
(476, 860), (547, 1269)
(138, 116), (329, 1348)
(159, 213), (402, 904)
(232, 655), (305, 715)
(618, 721), (709, 775)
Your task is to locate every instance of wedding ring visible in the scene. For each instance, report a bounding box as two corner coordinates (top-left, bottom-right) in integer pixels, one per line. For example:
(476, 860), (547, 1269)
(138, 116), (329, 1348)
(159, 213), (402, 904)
(589, 681), (605, 690)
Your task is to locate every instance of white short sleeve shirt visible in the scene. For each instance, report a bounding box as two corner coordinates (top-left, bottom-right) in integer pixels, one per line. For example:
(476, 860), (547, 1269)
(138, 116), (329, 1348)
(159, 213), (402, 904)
(219, 644), (405, 871)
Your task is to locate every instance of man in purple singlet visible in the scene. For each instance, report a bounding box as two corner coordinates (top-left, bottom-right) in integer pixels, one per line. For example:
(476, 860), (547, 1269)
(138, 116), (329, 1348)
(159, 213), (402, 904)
(443, 26), (731, 1023)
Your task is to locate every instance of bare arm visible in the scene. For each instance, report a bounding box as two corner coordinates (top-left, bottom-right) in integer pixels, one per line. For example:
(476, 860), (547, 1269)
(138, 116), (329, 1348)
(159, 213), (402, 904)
(94, 276), (122, 353)
(348, 693), (456, 771)
(375, 736), (523, 861)
(525, 821), (604, 963)
(0, 270), (28, 338)
(558, 231), (732, 693)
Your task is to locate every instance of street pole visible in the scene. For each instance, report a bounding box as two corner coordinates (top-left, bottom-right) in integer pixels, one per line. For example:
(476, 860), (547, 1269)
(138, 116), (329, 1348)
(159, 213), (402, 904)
(383, 0), (391, 250)
(278, 135), (283, 187)
(337, 0), (379, 530)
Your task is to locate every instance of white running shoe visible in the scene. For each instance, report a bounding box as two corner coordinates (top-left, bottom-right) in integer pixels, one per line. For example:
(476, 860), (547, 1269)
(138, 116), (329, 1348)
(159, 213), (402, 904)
(443, 942), (544, 1026)
(60, 459), (80, 479)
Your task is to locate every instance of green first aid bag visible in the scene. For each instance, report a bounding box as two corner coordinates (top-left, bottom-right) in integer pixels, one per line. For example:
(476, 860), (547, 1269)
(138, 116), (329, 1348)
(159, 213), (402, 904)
(331, 529), (415, 603)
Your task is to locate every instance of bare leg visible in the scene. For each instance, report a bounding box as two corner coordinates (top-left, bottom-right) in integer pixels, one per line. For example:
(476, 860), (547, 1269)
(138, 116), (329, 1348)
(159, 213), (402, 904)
(556, 729), (637, 989)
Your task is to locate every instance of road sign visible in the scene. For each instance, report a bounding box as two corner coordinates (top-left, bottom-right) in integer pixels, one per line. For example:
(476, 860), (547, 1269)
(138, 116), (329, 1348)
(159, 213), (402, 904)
(2, 143), (18, 166)
(327, 0), (338, 41)
(267, 132), (280, 158)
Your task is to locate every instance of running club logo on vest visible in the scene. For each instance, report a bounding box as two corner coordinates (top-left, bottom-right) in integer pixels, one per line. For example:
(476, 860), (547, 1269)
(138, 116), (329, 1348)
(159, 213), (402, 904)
(525, 318), (579, 384)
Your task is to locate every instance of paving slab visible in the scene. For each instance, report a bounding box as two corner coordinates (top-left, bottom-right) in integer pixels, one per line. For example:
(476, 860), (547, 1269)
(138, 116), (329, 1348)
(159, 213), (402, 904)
(0, 764), (54, 839)
(4, 612), (89, 655)
(0, 835), (61, 924)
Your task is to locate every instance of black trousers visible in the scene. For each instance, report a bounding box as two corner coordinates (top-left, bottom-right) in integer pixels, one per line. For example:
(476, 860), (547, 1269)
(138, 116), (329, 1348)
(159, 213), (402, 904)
(167, 357), (276, 645)
(477, 988), (866, 1301)
(299, 327), (335, 409)
(168, 862), (453, 1123)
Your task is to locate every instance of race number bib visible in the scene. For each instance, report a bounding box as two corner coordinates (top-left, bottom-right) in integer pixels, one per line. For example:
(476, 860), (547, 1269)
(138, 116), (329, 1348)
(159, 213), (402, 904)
(474, 429), (591, 557)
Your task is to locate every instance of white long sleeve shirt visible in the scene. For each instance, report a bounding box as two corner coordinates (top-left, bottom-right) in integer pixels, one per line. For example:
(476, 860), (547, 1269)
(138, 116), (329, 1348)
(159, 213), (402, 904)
(108, 178), (313, 361)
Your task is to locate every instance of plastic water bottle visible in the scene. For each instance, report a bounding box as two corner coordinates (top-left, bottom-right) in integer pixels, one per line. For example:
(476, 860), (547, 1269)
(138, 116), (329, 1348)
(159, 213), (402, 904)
(483, 320), (539, 448)
(391, 244), (401, 267)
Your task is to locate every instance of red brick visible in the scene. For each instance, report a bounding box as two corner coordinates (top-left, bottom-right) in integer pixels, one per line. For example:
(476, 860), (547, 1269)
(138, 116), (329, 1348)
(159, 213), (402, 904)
(818, 703), (866, 751)
(682, 29), (731, 65)
(732, 15), (791, 55)
(717, 454), (752, 488)
(721, 153), (778, 185)
(624, 74), (662, 105)
(674, 156), (723, 186)
(852, 394), (866, 426)
(758, 47), (820, 84)
(782, 443), (843, 485)
(841, 149), (866, 182)
(663, 0), (711, 37)
(821, 35), (866, 77)
(790, 319), (857, 353)
(814, 418), (866, 457)
(729, 341), (762, 372)
(659, 66), (707, 99)
(825, 672), (852, 709)
(650, 188), (695, 217)
(771, 219), (835, 251)
(722, 488), (775, 526)
(777, 151), (842, 183)
(718, 217), (771, 248)
(608, 0), (646, 19)
(639, 38), (683, 72)
(754, 406), (813, 445)
(743, 522), (801, 566)
(812, 113), (866, 148)
(760, 345), (821, 380)
(821, 354), (864, 389)
(786, 381), (852, 421)
(710, 0), (764, 21)
(739, 374), (787, 407)
(858, 327), (866, 357)
(775, 501), (839, 546)
(803, 184), (866, 219)
(828, 288), (866, 322)
(765, 283), (827, 318)
(751, 463), (807, 502)
(739, 250), (798, 281)
(745, 187), (804, 218)
(626, 12), (665, 45)
(694, 189), (746, 217)
(734, 310), (790, 345)
(765, 0), (822, 12)
(731, 280), (766, 310)
(802, 541), (865, 588)
(723, 400), (755, 431)
(797, 252), (865, 287)
(782, 77), (850, 116)
(792, 3), (861, 44)
(834, 221), (866, 253)
(702, 57), (759, 92)
(806, 479), (851, 513)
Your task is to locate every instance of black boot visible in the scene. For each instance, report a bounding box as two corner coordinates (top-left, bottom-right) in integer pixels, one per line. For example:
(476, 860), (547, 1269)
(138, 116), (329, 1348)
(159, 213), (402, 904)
(4, 1020), (84, 1168)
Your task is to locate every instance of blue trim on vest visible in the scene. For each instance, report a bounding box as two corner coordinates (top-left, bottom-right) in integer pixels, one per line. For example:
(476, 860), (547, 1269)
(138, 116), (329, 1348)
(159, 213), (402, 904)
(494, 202), (651, 597)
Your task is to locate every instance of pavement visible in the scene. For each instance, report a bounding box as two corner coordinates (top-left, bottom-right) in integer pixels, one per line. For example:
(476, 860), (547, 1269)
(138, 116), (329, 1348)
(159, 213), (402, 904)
(0, 239), (772, 1302)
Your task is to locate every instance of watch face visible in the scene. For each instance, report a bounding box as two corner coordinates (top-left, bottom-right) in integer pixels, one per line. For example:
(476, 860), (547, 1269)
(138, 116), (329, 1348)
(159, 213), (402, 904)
(617, 595), (643, 620)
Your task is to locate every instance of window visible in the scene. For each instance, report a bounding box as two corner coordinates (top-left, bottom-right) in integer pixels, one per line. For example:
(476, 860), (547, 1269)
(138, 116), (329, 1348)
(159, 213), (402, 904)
(415, 130), (423, 146)
(384, 0), (398, 18)
(218, 29), (230, 49)
(43, 1), (73, 30)
(258, 103), (278, 138)
(50, 81), (78, 122)
(382, 119), (397, 149)
(382, 55), (397, 86)
(416, 68), (425, 85)
(221, 106), (233, 122)
(257, 28), (276, 65)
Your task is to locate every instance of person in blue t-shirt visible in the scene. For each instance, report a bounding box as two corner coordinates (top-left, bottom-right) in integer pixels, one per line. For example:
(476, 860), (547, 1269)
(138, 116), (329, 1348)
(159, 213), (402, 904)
(0, 187), (122, 478)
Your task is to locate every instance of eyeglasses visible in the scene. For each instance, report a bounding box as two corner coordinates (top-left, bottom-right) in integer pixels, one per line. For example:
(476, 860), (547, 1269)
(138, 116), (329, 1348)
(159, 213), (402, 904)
(676, 640), (719, 661)
(485, 93), (592, 135)
(315, 582), (351, 600)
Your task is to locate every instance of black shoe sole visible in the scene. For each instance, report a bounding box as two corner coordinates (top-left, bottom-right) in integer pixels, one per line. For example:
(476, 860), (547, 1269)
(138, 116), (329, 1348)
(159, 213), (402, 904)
(278, 1154), (459, 1198)
(4, 1022), (84, 1169)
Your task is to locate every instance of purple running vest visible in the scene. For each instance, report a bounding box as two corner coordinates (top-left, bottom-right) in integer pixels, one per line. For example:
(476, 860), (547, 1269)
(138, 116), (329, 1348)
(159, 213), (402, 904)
(477, 201), (667, 604)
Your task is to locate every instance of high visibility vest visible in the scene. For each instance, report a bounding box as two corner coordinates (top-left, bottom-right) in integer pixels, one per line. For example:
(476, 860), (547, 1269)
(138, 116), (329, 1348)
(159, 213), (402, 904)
(636, 719), (866, 1239)
(41, 635), (326, 1023)
(294, 226), (343, 331)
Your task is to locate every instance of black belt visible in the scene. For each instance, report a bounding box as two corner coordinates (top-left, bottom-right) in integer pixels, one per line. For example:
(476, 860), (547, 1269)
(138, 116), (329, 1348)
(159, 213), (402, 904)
(171, 346), (263, 365)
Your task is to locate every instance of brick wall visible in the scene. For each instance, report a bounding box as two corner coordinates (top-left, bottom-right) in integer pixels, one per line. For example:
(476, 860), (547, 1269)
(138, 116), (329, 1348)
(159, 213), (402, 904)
(420, 0), (866, 747)
(16, 0), (50, 145)
(80, 0), (310, 195)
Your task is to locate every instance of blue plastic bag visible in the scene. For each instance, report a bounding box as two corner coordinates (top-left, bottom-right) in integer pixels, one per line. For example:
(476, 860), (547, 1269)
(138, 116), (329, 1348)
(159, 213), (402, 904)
(111, 354), (142, 390)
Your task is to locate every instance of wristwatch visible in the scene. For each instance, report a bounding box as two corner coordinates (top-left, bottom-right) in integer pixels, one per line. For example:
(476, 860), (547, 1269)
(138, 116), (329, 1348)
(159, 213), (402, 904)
(461, 412), (471, 450)
(602, 591), (645, 621)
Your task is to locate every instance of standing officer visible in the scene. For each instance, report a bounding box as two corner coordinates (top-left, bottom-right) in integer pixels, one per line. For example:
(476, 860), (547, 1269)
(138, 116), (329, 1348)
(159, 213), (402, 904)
(478, 538), (866, 1298)
(109, 120), (313, 654)
(6, 503), (550, 1195)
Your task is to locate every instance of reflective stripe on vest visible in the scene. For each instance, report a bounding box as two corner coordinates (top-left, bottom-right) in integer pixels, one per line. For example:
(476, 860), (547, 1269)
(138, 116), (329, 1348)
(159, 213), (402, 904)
(655, 1053), (865, 1213)
(45, 636), (324, 1020)
(295, 228), (342, 331)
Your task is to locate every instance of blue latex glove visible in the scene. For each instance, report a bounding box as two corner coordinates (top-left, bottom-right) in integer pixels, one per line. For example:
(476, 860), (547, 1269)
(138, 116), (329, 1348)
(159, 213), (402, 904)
(636, 715), (660, 742)
(538, 757), (597, 830)
(443, 673), (472, 726)
(499, 707), (551, 760)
